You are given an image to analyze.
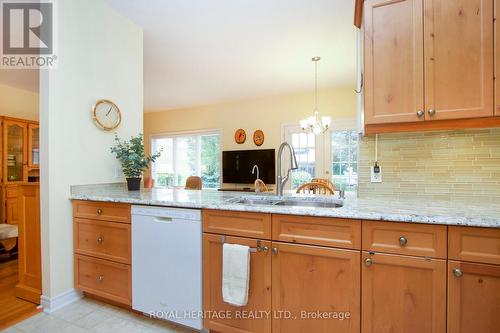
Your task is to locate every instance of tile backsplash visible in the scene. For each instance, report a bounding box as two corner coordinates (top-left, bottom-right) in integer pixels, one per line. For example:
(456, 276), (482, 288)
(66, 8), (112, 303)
(358, 128), (500, 201)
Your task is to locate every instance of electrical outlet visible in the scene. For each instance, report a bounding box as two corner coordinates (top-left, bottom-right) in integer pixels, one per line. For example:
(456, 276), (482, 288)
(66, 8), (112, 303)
(370, 165), (382, 183)
(114, 165), (123, 179)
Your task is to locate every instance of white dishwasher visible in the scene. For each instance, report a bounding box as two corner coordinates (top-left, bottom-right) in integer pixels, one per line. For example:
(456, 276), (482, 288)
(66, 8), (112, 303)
(132, 205), (203, 330)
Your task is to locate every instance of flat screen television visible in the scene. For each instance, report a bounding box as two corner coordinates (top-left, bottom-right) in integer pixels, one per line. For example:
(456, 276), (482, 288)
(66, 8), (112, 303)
(222, 149), (275, 184)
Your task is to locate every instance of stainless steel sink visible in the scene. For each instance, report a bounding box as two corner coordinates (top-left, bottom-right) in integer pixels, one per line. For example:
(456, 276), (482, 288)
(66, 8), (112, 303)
(233, 198), (280, 206)
(274, 200), (343, 208)
(228, 196), (343, 208)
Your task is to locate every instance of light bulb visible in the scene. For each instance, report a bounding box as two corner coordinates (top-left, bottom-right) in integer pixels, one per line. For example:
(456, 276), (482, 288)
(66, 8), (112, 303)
(300, 119), (308, 129)
(322, 116), (331, 127)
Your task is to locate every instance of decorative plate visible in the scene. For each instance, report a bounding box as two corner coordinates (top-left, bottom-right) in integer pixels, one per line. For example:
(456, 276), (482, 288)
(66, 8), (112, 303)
(234, 129), (246, 144)
(253, 130), (264, 146)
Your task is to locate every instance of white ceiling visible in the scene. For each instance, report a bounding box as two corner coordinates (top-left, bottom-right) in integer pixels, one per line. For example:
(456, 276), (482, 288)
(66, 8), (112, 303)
(106, 0), (357, 112)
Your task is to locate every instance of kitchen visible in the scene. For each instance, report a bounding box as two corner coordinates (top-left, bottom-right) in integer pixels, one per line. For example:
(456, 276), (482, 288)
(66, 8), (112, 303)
(2, 0), (500, 333)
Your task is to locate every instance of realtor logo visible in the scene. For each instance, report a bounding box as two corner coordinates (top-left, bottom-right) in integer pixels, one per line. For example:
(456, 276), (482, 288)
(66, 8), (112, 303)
(1, 0), (57, 68)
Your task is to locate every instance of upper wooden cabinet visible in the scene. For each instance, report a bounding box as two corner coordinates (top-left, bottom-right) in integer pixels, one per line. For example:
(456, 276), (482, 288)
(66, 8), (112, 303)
(3, 120), (28, 183)
(423, 0), (493, 121)
(364, 0), (424, 125)
(363, 0), (495, 131)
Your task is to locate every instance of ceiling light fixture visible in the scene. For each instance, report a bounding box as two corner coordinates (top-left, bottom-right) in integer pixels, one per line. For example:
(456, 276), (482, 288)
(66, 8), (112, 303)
(300, 56), (331, 135)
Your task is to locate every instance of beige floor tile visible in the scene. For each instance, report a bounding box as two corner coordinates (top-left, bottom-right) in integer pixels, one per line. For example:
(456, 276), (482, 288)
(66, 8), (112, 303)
(15, 313), (70, 333)
(0, 327), (23, 333)
(92, 316), (129, 333)
(51, 301), (94, 322)
(73, 310), (112, 330)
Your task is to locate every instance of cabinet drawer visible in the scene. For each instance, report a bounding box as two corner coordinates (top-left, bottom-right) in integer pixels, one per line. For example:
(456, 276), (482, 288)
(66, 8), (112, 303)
(272, 214), (361, 249)
(73, 200), (130, 223)
(74, 254), (131, 305)
(449, 226), (500, 265)
(202, 209), (271, 239)
(74, 218), (131, 264)
(362, 221), (447, 258)
(6, 186), (18, 198)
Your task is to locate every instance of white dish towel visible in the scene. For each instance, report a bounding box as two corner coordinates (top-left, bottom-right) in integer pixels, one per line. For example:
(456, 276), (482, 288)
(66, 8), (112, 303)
(222, 243), (250, 306)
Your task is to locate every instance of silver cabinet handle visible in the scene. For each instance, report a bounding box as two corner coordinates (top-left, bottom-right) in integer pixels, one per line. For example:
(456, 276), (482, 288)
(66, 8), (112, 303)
(98, 274), (104, 282)
(365, 258), (373, 266)
(272, 247), (279, 254)
(97, 236), (104, 244)
(399, 236), (408, 246)
(261, 246), (269, 253)
(453, 268), (463, 278)
(417, 110), (424, 118)
(428, 109), (436, 116)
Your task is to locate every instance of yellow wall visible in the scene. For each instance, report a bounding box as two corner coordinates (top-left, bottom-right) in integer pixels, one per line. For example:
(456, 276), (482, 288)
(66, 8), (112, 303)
(144, 86), (356, 163)
(0, 84), (39, 121)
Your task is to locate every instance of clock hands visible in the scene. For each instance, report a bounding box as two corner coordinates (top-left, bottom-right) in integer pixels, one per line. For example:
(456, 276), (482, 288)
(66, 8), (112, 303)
(106, 105), (113, 117)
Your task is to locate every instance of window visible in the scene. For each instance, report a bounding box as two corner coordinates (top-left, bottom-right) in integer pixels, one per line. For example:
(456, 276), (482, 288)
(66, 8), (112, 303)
(151, 131), (221, 189)
(331, 130), (358, 192)
(283, 123), (358, 192)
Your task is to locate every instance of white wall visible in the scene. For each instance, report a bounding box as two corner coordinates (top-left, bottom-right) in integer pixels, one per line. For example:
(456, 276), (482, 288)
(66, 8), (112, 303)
(40, 0), (143, 299)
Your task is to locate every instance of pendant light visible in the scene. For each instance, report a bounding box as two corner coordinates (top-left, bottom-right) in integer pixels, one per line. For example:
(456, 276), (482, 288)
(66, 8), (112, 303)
(300, 56), (331, 134)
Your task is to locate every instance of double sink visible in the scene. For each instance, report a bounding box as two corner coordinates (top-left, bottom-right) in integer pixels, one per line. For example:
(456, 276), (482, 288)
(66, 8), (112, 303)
(228, 195), (344, 209)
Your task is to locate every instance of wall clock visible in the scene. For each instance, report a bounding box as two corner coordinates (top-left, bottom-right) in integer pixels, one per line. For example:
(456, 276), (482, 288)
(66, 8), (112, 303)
(253, 130), (264, 146)
(234, 129), (246, 144)
(92, 99), (122, 131)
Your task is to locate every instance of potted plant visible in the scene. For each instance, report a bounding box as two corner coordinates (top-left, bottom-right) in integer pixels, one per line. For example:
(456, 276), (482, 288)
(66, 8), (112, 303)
(110, 133), (161, 191)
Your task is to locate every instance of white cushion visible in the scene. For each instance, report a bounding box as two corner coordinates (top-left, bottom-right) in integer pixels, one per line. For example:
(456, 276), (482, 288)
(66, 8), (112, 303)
(0, 224), (18, 239)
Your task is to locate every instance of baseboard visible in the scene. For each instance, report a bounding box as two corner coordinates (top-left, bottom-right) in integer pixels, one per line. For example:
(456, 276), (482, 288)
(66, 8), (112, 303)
(40, 288), (83, 313)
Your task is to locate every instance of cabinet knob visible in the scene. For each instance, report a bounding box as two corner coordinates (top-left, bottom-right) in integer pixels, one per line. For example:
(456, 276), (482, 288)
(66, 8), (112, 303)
(365, 258), (373, 266)
(96, 208), (103, 215)
(97, 236), (104, 244)
(98, 274), (104, 282)
(260, 245), (269, 253)
(428, 109), (436, 116)
(272, 247), (279, 254)
(417, 110), (424, 118)
(453, 268), (463, 278)
(399, 236), (408, 246)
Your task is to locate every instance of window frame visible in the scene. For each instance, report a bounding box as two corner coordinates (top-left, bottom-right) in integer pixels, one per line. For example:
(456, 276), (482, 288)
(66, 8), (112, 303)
(150, 128), (222, 189)
(281, 119), (359, 192)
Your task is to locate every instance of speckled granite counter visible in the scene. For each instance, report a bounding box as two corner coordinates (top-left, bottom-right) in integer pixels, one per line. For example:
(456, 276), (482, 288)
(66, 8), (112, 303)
(70, 183), (500, 228)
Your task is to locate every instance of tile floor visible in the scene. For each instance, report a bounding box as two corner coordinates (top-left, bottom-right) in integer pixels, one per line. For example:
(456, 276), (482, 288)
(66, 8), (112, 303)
(1, 297), (197, 333)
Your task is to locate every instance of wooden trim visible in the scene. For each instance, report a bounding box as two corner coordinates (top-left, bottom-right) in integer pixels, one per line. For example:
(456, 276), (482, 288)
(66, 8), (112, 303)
(354, 0), (364, 28)
(364, 116), (500, 134)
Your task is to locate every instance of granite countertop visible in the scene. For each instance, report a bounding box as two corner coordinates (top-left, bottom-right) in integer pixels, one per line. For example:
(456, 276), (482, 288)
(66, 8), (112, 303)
(70, 183), (500, 228)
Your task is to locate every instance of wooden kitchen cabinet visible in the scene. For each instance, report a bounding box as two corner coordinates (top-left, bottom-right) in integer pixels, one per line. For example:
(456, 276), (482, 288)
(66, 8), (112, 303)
(363, 0), (496, 132)
(447, 260), (500, 333)
(361, 252), (446, 333)
(272, 242), (360, 333)
(203, 233), (272, 333)
(364, 0), (424, 125)
(423, 0), (493, 121)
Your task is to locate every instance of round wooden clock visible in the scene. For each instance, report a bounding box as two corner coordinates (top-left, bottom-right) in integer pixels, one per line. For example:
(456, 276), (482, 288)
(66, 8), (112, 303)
(253, 130), (264, 146)
(234, 129), (246, 144)
(92, 99), (122, 131)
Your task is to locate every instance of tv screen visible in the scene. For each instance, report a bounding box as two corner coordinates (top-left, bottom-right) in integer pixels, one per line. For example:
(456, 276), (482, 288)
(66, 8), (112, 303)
(223, 149), (275, 184)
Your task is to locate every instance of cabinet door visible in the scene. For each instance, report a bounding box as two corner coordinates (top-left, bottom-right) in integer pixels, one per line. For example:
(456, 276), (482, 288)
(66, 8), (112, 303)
(202, 233), (272, 333)
(496, 0), (500, 115)
(3, 120), (28, 183)
(424, 0), (493, 120)
(361, 252), (446, 333)
(27, 124), (39, 169)
(5, 185), (19, 225)
(272, 242), (360, 333)
(364, 0), (424, 124)
(448, 261), (500, 333)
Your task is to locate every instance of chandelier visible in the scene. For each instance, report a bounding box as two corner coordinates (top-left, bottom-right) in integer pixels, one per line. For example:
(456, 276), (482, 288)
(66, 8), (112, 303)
(300, 56), (331, 134)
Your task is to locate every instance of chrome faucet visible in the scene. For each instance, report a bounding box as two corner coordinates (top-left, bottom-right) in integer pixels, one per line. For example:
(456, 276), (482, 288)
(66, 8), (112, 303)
(276, 142), (298, 196)
(252, 165), (260, 193)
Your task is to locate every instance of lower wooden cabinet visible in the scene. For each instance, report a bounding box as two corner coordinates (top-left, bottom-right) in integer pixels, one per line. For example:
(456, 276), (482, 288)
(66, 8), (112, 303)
(203, 233), (272, 333)
(447, 260), (500, 333)
(272, 242), (360, 333)
(361, 252), (446, 333)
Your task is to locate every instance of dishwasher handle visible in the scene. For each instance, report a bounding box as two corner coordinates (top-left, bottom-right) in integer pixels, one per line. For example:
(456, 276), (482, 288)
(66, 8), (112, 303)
(153, 216), (173, 223)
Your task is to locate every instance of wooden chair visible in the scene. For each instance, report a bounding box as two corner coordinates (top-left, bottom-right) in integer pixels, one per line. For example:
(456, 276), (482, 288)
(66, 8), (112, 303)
(311, 178), (336, 192)
(254, 179), (268, 193)
(296, 182), (335, 195)
(185, 176), (202, 190)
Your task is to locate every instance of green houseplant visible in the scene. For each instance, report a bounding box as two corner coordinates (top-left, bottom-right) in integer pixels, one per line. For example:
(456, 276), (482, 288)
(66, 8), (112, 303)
(110, 133), (161, 190)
